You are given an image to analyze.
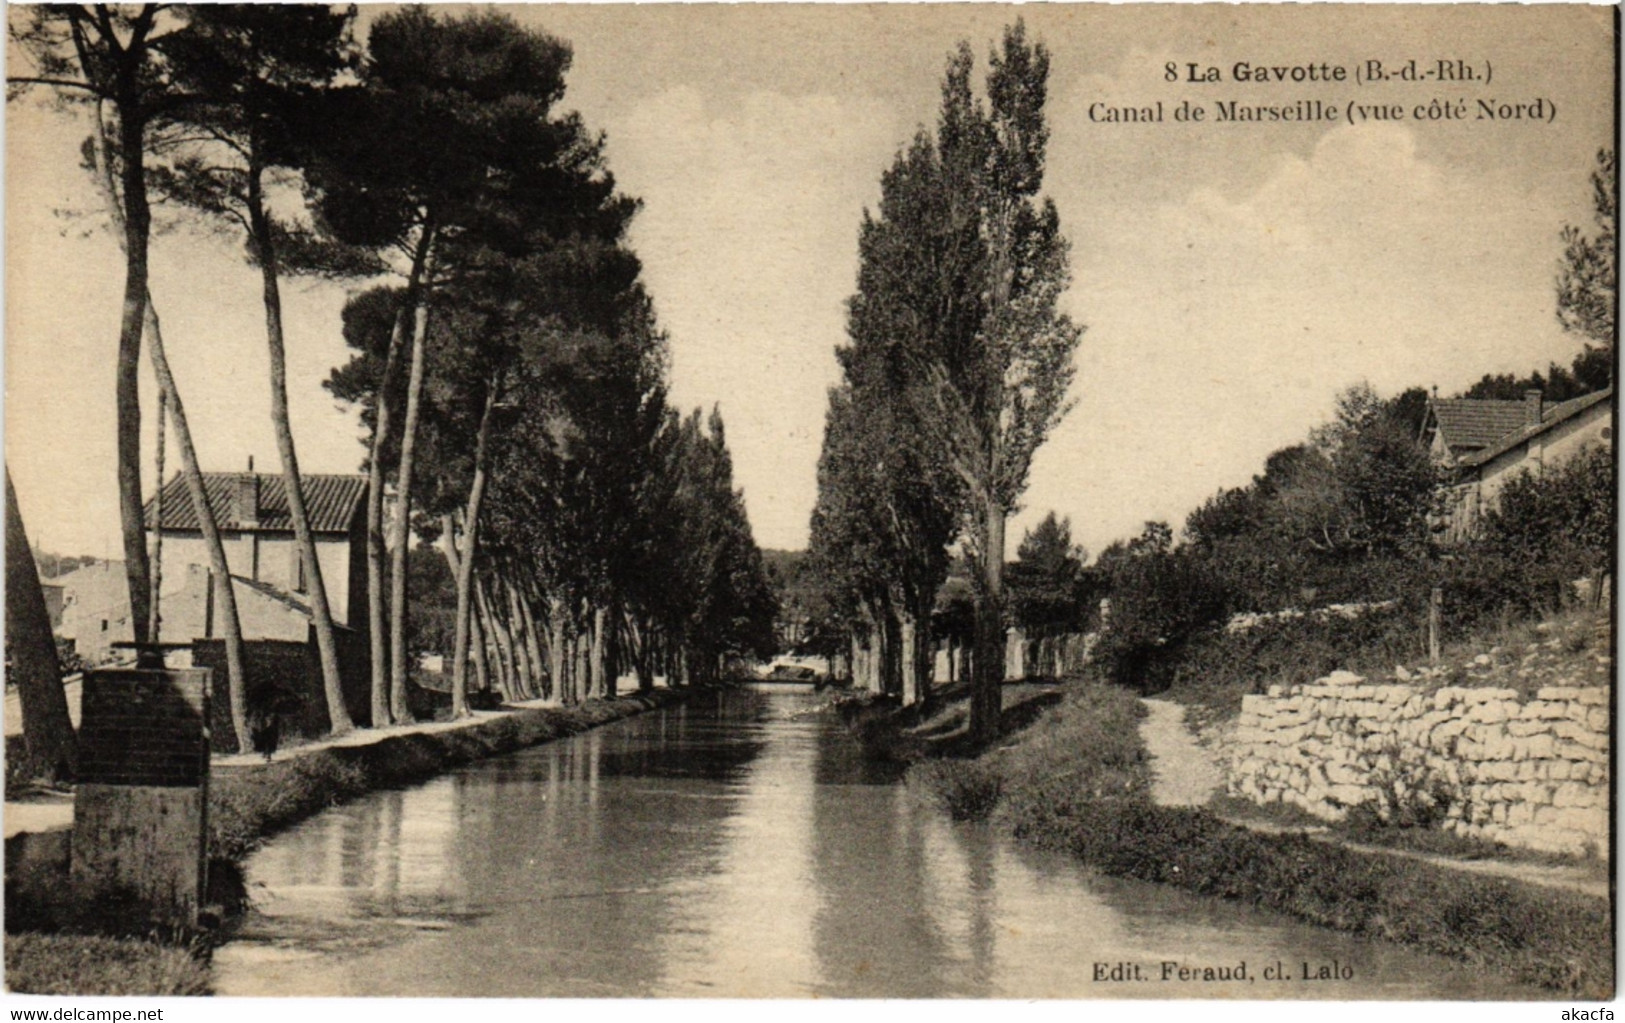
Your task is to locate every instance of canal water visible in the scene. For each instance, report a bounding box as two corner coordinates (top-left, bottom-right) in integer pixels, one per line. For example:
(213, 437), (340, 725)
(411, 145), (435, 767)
(213, 689), (1541, 999)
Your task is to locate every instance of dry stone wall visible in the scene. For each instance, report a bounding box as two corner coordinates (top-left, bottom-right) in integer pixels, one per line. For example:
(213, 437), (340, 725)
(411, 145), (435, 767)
(1228, 670), (1608, 856)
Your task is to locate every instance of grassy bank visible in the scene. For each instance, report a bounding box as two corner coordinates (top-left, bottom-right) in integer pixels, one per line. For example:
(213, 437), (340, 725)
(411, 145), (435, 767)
(907, 682), (1612, 997)
(5, 690), (684, 996)
(5, 934), (211, 996)
(209, 691), (682, 862)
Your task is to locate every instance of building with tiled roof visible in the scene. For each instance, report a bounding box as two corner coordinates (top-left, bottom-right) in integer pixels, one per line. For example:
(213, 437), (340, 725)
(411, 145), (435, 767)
(1425, 387), (1614, 541)
(142, 469), (370, 632)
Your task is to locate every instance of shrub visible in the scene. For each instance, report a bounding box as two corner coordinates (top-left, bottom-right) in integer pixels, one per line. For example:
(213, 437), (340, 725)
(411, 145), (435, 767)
(910, 758), (1002, 821)
(6, 934), (210, 996)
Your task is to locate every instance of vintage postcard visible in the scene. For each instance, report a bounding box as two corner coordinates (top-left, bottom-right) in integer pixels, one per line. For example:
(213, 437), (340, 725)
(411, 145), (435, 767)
(2, 2), (1615, 1013)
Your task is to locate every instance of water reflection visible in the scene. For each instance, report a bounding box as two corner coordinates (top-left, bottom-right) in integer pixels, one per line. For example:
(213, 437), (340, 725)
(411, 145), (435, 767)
(214, 690), (1543, 999)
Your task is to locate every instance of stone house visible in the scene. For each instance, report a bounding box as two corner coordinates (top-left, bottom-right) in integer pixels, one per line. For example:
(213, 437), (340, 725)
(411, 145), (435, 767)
(50, 559), (135, 665)
(145, 470), (370, 634)
(1421, 387), (1614, 542)
(144, 471), (374, 743)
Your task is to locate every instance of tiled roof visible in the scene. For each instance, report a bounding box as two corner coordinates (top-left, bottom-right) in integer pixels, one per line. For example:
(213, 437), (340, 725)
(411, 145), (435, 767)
(1429, 400), (1531, 453)
(1461, 386), (1613, 467)
(144, 473), (366, 534)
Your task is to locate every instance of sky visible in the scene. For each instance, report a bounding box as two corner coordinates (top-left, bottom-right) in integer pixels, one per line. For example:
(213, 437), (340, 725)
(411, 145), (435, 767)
(4, 3), (1615, 562)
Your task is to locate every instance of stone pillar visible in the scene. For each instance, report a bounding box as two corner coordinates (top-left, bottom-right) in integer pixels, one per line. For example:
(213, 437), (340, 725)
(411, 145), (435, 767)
(71, 667), (211, 928)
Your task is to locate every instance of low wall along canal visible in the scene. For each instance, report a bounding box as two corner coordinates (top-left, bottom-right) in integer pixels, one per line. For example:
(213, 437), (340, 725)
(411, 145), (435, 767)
(1228, 672), (1609, 855)
(213, 689), (1547, 999)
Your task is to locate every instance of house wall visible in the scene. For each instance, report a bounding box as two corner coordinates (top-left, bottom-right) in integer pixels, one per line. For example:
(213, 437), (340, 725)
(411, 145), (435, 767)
(1228, 671), (1608, 856)
(155, 566), (310, 644)
(55, 562), (135, 665)
(1440, 401), (1612, 542)
(157, 531), (356, 627)
(1473, 400), (1612, 506)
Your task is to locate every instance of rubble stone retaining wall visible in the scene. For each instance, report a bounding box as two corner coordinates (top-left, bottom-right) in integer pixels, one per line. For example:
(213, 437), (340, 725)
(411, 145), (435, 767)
(1228, 670), (1608, 856)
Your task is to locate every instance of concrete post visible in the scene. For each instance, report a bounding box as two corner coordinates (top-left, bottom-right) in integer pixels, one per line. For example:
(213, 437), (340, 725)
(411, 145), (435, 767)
(71, 667), (210, 928)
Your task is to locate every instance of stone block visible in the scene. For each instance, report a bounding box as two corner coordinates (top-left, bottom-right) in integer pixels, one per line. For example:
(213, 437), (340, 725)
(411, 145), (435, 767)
(1322, 670), (1364, 687)
(1328, 783), (1367, 806)
(1536, 686), (1583, 702)
(1468, 701), (1510, 724)
(1461, 687), (1519, 704)
(1576, 688), (1607, 706)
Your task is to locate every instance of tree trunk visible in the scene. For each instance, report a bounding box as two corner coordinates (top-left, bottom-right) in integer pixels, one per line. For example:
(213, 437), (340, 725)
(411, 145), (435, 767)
(624, 609), (654, 692)
(114, 100), (152, 650)
(548, 596), (570, 704)
(477, 575), (515, 702)
(388, 226), (439, 721)
(574, 628), (590, 698)
(368, 233), (425, 725)
(88, 111), (250, 749)
(969, 499), (1006, 746)
(469, 594), (491, 696)
(5, 470), (77, 783)
(589, 604), (608, 700)
(248, 167), (353, 735)
(142, 299), (253, 752)
(516, 579), (548, 699)
(505, 576), (539, 699)
(900, 609), (932, 709)
(881, 607), (902, 696)
(148, 391), (164, 640)
(449, 385), (497, 718)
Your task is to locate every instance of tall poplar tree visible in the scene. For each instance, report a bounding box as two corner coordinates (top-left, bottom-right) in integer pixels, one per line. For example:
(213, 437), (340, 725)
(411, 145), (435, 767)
(842, 22), (1081, 741)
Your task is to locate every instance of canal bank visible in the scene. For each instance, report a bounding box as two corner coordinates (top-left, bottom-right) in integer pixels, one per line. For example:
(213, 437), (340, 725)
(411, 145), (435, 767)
(5, 688), (686, 995)
(901, 682), (1612, 998)
(212, 688), (1550, 998)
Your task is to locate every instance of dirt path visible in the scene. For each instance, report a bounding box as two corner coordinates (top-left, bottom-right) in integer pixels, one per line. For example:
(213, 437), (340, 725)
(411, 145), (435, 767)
(1139, 697), (1224, 807)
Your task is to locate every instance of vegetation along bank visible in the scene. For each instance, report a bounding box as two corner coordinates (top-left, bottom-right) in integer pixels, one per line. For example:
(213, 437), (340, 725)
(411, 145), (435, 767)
(904, 682), (1612, 999)
(5, 690), (684, 996)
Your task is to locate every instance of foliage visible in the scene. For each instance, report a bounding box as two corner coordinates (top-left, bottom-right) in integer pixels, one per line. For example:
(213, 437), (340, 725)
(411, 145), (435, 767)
(1006, 511), (1088, 637)
(4, 934), (210, 996)
(315, 8), (773, 700)
(1092, 522), (1229, 689)
(1555, 149), (1616, 358)
(809, 20), (1082, 727)
(1479, 444), (1612, 573)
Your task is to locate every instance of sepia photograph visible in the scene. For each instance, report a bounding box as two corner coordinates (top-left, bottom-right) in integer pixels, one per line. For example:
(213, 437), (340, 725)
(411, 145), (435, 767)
(1, 1), (1616, 1009)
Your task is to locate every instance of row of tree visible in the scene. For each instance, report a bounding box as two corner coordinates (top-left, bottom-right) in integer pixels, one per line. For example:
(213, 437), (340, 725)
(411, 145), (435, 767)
(806, 22), (1083, 743)
(8, 5), (776, 769)
(801, 126), (1612, 713)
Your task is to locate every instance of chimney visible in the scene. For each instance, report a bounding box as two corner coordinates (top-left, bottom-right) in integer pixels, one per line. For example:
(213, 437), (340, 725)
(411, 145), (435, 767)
(235, 472), (259, 527)
(1524, 389), (1543, 427)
